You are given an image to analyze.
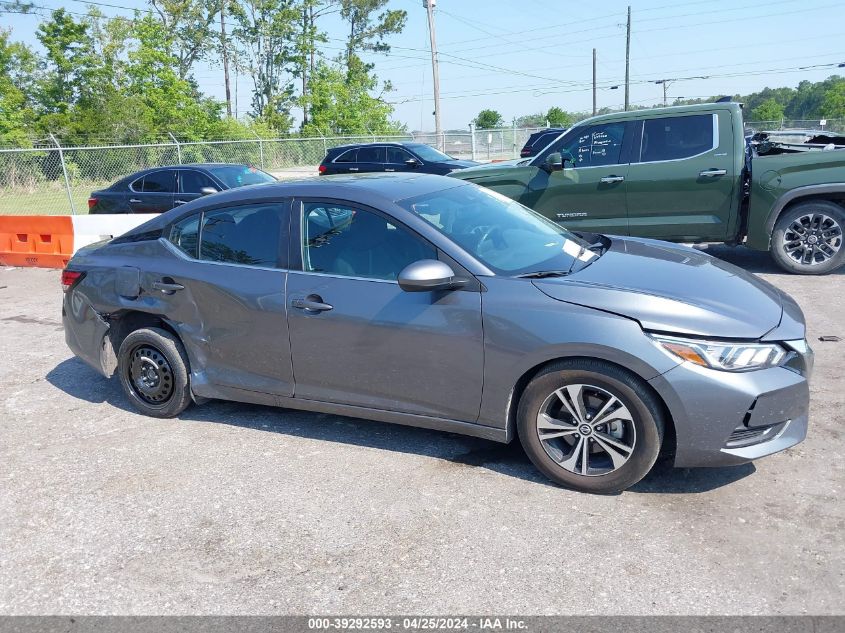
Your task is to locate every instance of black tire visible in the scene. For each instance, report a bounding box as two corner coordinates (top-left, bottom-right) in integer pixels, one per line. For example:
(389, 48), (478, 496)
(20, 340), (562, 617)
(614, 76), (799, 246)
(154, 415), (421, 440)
(117, 327), (192, 418)
(770, 200), (845, 274)
(517, 359), (664, 494)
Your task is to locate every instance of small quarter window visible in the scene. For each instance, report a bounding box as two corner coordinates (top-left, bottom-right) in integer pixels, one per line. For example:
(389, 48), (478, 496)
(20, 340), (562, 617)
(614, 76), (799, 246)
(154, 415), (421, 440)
(169, 214), (200, 258)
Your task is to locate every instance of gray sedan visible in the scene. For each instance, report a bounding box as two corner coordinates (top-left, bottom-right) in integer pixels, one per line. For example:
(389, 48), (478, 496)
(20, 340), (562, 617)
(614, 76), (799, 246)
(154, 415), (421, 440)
(62, 173), (812, 493)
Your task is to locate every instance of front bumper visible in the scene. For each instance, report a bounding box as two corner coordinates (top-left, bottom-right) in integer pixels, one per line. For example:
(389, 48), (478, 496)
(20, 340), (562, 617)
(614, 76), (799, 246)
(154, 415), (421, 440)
(649, 353), (811, 468)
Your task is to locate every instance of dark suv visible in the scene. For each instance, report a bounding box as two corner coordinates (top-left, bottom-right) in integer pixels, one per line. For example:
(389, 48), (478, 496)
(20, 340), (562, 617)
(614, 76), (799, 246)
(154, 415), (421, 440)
(319, 142), (478, 176)
(519, 128), (566, 158)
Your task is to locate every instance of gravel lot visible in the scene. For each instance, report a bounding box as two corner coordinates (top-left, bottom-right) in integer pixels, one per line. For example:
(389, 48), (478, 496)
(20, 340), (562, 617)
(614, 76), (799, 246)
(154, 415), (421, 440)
(1, 246), (843, 615)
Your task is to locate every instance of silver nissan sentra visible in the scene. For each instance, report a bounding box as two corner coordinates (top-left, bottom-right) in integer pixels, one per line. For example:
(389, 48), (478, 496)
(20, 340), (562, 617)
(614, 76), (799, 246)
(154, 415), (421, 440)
(62, 173), (813, 493)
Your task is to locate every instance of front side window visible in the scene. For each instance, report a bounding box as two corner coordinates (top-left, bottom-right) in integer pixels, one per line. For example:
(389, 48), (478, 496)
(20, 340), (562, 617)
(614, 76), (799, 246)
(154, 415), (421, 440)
(557, 123), (625, 167)
(405, 144), (453, 162)
(301, 202), (435, 281)
(199, 204), (282, 267)
(140, 170), (176, 193)
(398, 183), (596, 276)
(180, 170), (217, 194)
(386, 146), (414, 163)
(640, 114), (714, 162)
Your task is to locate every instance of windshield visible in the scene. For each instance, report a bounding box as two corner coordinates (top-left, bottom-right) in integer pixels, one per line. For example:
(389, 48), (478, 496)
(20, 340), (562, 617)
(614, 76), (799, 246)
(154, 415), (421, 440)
(207, 165), (276, 189)
(406, 143), (454, 162)
(397, 184), (598, 275)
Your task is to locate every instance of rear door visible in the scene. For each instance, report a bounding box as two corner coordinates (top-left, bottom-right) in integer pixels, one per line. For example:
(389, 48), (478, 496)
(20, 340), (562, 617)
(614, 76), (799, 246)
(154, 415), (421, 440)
(354, 146), (386, 174)
(147, 200), (294, 396)
(129, 169), (177, 214)
(626, 111), (735, 241)
(176, 169), (220, 207)
(329, 148), (359, 174)
(526, 121), (634, 235)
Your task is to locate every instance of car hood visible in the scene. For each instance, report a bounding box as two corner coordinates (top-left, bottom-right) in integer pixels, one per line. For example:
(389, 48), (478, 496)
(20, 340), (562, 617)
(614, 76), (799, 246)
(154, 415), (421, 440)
(533, 236), (785, 339)
(442, 159), (481, 168)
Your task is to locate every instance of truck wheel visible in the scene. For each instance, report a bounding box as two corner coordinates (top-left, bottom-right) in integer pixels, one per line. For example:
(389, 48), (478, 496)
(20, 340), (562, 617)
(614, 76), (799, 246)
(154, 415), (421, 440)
(770, 201), (845, 274)
(517, 359), (664, 494)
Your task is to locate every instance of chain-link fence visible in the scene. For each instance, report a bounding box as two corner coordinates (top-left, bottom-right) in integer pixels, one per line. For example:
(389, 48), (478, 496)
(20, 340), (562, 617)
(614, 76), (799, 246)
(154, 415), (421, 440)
(0, 128), (549, 216)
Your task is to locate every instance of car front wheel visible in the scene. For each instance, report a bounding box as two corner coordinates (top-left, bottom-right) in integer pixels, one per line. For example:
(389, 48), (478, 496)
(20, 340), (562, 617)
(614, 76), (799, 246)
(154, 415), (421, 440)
(517, 360), (664, 494)
(117, 327), (192, 418)
(770, 200), (845, 274)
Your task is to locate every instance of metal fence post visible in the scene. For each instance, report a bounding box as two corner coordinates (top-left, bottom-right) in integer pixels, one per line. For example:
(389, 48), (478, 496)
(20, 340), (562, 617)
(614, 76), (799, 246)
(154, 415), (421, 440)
(253, 131), (266, 169)
(168, 132), (182, 164)
(49, 133), (76, 215)
(469, 123), (477, 161)
(512, 119), (517, 158)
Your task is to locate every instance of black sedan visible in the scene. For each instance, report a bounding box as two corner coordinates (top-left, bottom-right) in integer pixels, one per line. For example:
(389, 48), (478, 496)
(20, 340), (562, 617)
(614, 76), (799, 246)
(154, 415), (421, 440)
(88, 163), (277, 214)
(319, 142), (478, 176)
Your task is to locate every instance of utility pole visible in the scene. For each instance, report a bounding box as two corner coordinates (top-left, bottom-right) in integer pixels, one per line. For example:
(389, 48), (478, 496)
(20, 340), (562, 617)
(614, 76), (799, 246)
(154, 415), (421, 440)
(221, 0), (232, 117)
(592, 48), (597, 116)
(424, 0), (443, 150)
(624, 5), (631, 111)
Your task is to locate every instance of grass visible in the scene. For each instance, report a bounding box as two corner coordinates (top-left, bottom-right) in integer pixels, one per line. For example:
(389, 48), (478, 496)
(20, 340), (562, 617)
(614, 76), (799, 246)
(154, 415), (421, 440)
(0, 185), (106, 215)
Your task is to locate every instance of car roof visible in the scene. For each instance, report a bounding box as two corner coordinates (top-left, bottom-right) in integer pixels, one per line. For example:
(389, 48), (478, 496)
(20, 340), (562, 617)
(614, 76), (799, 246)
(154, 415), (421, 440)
(573, 101), (742, 127)
(119, 173), (471, 236)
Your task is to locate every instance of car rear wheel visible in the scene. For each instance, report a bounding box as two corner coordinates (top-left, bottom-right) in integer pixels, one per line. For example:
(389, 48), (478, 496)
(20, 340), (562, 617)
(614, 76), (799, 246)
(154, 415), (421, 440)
(517, 360), (664, 494)
(770, 200), (845, 274)
(118, 327), (192, 418)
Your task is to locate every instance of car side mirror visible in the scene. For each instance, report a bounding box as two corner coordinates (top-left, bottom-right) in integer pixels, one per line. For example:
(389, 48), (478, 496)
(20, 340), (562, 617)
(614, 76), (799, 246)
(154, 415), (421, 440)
(544, 152), (564, 172)
(200, 186), (218, 196)
(398, 259), (464, 292)
(405, 158), (420, 168)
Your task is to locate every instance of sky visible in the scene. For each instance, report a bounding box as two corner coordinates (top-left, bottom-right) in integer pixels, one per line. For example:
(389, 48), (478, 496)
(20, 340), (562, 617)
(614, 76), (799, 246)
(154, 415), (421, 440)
(4, 0), (845, 131)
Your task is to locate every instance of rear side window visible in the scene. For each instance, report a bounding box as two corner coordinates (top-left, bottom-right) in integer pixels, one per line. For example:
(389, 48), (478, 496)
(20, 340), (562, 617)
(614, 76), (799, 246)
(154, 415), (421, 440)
(334, 149), (358, 163)
(199, 204), (282, 268)
(169, 214), (200, 257)
(356, 146), (385, 163)
(140, 170), (176, 193)
(640, 114), (714, 162)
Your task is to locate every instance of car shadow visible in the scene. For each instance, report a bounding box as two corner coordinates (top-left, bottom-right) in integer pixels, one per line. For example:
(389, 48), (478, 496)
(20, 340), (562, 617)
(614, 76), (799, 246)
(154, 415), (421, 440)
(48, 357), (760, 495)
(698, 244), (845, 275)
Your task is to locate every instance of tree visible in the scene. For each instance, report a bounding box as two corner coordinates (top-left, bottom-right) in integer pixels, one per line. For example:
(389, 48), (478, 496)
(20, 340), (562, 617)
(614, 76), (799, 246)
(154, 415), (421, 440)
(0, 29), (37, 145)
(820, 77), (845, 119)
(515, 112), (545, 127)
(751, 98), (785, 122)
(150, 0), (219, 80)
(301, 56), (394, 135)
(474, 109), (503, 129)
(546, 106), (572, 128)
(293, 0), (334, 126)
(339, 0), (406, 72)
(35, 9), (98, 113)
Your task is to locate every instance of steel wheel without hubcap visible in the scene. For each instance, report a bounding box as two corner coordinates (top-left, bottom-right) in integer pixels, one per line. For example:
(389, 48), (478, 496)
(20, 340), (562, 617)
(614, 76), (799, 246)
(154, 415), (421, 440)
(781, 212), (842, 266)
(128, 345), (174, 405)
(536, 383), (636, 477)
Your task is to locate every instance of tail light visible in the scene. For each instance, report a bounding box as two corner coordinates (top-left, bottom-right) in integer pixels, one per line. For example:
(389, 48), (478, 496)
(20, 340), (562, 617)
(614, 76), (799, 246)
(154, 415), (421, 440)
(318, 164), (327, 175)
(61, 269), (85, 292)
(87, 197), (98, 210)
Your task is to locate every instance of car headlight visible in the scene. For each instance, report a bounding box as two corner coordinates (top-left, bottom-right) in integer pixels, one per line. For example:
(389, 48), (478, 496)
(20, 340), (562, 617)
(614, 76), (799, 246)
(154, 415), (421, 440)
(650, 334), (786, 372)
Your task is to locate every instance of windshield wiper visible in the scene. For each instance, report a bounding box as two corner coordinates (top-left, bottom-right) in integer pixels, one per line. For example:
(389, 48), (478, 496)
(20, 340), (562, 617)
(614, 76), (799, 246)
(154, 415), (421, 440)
(515, 270), (571, 279)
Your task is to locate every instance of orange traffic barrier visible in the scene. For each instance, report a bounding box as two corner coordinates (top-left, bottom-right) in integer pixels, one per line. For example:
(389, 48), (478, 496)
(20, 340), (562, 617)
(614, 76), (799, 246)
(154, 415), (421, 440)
(0, 216), (74, 268)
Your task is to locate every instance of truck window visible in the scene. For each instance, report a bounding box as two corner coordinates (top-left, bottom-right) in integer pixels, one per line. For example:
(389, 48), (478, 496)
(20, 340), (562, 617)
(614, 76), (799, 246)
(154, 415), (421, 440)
(558, 123), (625, 167)
(640, 114), (714, 162)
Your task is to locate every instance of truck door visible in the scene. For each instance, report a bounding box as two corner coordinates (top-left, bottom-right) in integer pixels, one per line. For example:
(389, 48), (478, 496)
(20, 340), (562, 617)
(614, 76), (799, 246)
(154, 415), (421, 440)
(526, 121), (634, 236)
(625, 111), (736, 241)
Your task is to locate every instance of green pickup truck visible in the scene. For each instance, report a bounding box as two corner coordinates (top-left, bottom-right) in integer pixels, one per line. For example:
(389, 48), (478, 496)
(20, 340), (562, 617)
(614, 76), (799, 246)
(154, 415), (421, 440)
(450, 102), (845, 274)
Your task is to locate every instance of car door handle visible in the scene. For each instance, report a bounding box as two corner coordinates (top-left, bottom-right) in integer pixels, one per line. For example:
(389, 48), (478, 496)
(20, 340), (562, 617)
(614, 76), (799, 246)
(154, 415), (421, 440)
(291, 296), (333, 313)
(348, 167), (359, 172)
(174, 199), (188, 205)
(129, 198), (142, 203)
(600, 176), (625, 184)
(385, 168), (395, 172)
(699, 169), (727, 177)
(152, 279), (184, 294)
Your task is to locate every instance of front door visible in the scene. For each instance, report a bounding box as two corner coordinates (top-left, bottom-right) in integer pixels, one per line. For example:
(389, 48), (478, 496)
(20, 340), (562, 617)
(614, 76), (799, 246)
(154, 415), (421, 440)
(385, 146), (415, 173)
(175, 169), (220, 207)
(286, 199), (484, 422)
(129, 169), (176, 214)
(525, 121), (633, 235)
(625, 111), (736, 241)
(146, 200), (294, 396)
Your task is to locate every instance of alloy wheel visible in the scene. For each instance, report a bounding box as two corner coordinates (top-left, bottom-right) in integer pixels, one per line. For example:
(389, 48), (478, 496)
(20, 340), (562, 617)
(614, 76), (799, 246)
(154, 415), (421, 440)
(536, 383), (637, 477)
(782, 212), (843, 266)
